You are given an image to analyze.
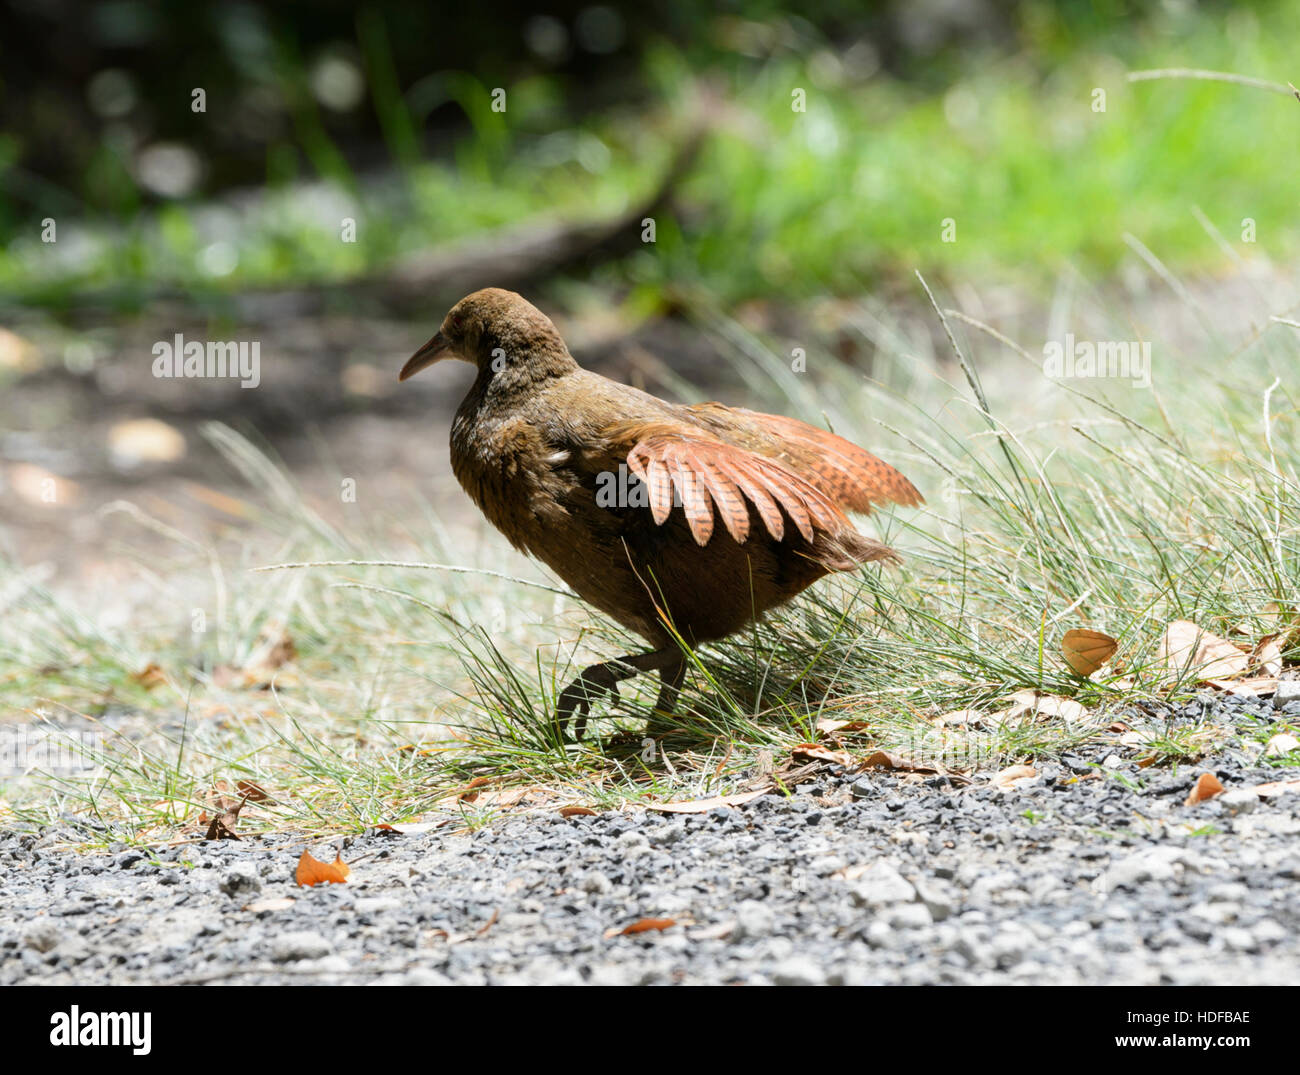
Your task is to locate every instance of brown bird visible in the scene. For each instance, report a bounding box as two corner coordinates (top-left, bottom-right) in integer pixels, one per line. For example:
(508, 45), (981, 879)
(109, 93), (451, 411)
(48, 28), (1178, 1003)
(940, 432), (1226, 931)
(399, 288), (922, 737)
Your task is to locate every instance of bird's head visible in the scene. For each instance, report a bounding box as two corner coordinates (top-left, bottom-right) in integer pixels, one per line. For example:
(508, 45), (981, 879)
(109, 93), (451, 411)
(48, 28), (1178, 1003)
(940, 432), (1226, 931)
(399, 287), (577, 384)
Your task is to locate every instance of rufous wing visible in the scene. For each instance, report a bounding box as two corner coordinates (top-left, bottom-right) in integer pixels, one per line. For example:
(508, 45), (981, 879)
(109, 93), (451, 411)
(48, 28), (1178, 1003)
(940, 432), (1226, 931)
(684, 403), (923, 513)
(619, 425), (852, 548)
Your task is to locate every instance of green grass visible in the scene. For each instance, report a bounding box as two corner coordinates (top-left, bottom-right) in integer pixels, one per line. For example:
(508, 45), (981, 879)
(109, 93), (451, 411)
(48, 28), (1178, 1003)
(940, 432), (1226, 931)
(2, 256), (1296, 844)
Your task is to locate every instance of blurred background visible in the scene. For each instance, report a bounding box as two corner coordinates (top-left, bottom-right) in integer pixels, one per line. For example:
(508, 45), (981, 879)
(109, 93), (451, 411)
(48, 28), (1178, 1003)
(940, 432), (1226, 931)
(1, 0), (1297, 605)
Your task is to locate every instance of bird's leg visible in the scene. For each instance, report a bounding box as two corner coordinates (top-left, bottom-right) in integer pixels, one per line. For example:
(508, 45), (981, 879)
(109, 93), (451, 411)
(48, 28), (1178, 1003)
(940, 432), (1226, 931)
(646, 657), (687, 738)
(556, 647), (684, 741)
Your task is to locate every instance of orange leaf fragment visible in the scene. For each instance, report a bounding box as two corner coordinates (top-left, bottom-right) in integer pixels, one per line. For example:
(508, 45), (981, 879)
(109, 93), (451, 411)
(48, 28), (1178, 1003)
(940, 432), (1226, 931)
(1185, 771), (1225, 805)
(295, 850), (351, 887)
(559, 806), (597, 817)
(610, 917), (677, 937)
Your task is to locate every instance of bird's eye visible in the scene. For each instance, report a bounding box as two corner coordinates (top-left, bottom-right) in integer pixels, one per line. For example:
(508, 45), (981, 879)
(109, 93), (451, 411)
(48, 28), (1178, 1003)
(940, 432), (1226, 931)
(449, 314), (464, 332)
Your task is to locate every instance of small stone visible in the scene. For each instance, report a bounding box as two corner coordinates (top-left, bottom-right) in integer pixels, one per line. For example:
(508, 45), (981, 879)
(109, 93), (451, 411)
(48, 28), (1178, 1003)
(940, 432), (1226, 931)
(733, 899), (775, 940)
(115, 850), (146, 870)
(578, 871), (612, 895)
(848, 862), (916, 908)
(1207, 882), (1249, 903)
(1220, 927), (1256, 952)
(1219, 788), (1258, 815)
(271, 931), (333, 963)
(913, 878), (957, 921)
(771, 956), (826, 986)
(850, 778), (874, 800)
(886, 903), (933, 929)
(647, 822), (685, 847)
(401, 967), (452, 986)
(22, 923), (60, 954)
(1252, 919), (1287, 945)
(1273, 680), (1300, 708)
(218, 864), (262, 898)
(354, 896), (402, 914)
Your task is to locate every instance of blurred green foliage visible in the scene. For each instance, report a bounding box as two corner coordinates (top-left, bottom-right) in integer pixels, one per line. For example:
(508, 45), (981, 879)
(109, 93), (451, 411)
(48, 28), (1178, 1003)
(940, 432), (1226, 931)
(0, 1), (1294, 306)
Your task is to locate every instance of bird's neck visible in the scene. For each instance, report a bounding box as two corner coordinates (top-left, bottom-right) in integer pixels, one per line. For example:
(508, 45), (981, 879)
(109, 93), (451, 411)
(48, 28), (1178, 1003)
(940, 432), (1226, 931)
(468, 342), (578, 412)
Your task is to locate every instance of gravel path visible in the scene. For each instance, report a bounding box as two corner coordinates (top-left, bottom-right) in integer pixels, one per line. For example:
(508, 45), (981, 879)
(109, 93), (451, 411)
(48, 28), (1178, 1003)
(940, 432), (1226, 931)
(4, 695), (1299, 986)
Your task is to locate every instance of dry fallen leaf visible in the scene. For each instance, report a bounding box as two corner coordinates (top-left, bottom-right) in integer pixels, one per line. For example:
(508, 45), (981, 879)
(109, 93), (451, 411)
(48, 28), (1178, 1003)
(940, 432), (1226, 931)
(814, 718), (870, 736)
(1062, 628), (1119, 677)
(1185, 771), (1225, 805)
(1252, 779), (1300, 798)
(108, 418), (186, 467)
(649, 790), (769, 813)
(993, 765), (1038, 789)
(203, 791), (249, 841)
(236, 780), (275, 804)
(558, 806), (597, 818)
(791, 743), (855, 768)
(295, 850), (351, 887)
(1264, 733), (1300, 757)
(374, 821), (440, 835)
(1156, 620), (1248, 684)
(1204, 676), (1278, 698)
(455, 776), (494, 803)
(606, 917), (678, 938)
(1004, 690), (1088, 725)
(213, 624), (298, 690)
(131, 663), (168, 690)
(1254, 635), (1285, 677)
(860, 750), (934, 774)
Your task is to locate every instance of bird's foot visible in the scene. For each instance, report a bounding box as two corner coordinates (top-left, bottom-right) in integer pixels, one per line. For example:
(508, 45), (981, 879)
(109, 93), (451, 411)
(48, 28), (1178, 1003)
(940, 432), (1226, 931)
(555, 666), (622, 742)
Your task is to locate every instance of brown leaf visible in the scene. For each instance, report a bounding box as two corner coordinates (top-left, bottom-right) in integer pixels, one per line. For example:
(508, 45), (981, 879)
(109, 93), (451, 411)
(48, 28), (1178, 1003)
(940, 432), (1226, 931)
(1156, 620), (1249, 685)
(374, 821), (440, 835)
(1264, 733), (1300, 757)
(131, 663), (168, 690)
(235, 780), (275, 804)
(455, 776), (494, 803)
(1204, 676), (1278, 697)
(203, 814), (241, 841)
(861, 750), (936, 774)
(791, 743), (855, 768)
(814, 718), (870, 736)
(295, 850), (351, 887)
(1252, 779), (1300, 798)
(559, 806), (597, 817)
(1254, 635), (1284, 677)
(1185, 771), (1225, 805)
(213, 624), (299, 690)
(1062, 628), (1119, 677)
(203, 790), (249, 840)
(993, 765), (1038, 789)
(1004, 690), (1088, 724)
(649, 789), (770, 813)
(607, 917), (677, 938)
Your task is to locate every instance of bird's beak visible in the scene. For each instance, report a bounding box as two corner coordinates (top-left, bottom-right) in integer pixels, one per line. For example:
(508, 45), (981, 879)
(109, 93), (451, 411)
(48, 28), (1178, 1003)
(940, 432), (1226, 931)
(399, 331), (453, 381)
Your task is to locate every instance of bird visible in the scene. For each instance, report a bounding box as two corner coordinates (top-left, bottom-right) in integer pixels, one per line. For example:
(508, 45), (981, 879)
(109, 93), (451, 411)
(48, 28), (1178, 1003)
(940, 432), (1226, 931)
(399, 287), (922, 738)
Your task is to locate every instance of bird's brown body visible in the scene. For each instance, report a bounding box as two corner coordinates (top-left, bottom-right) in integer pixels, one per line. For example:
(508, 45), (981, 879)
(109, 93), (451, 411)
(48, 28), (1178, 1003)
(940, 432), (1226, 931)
(401, 288), (922, 733)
